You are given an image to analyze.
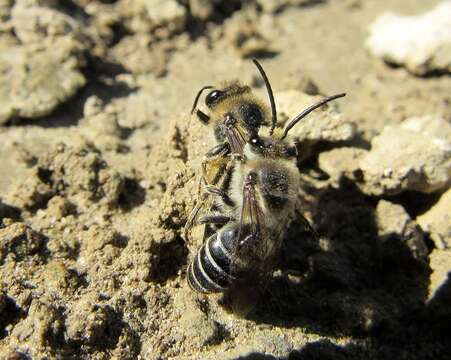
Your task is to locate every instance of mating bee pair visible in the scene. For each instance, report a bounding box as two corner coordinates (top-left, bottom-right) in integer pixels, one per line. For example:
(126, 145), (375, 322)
(185, 60), (345, 294)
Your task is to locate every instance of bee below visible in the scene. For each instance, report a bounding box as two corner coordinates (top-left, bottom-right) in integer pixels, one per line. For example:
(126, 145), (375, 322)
(187, 131), (302, 293)
(187, 223), (239, 292)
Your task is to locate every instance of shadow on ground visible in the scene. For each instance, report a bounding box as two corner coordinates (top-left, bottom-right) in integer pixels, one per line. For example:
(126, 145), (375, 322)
(237, 179), (446, 359)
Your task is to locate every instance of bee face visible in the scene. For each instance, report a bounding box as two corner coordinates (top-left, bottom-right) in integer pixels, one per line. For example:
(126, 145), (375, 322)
(230, 155), (299, 227)
(210, 93), (268, 154)
(247, 135), (298, 160)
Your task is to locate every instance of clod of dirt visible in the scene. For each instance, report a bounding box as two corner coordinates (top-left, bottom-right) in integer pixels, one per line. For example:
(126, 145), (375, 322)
(118, 0), (186, 36)
(376, 200), (428, 262)
(319, 115), (451, 196)
(65, 292), (119, 346)
(188, 0), (215, 20)
(80, 96), (125, 151)
(318, 147), (367, 185)
(0, 0), (13, 32)
(9, 143), (125, 212)
(116, 90), (159, 130)
(69, 1), (120, 57)
(277, 70), (319, 96)
(274, 90), (355, 154)
(144, 0), (186, 33)
(251, 331), (293, 356)
(417, 189), (451, 250)
(225, 12), (275, 58)
(0, 39), (86, 124)
(0, 222), (46, 264)
(427, 248), (451, 310)
(10, 2), (85, 45)
(366, 1), (451, 75)
(400, 114), (451, 143)
(110, 34), (169, 76)
(3, 300), (64, 358)
(172, 288), (219, 349)
(359, 117), (451, 196)
(0, 199), (21, 224)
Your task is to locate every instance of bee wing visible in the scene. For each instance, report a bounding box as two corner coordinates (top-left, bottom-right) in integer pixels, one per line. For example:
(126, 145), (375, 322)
(232, 178), (294, 277)
(228, 182), (265, 277)
(225, 124), (248, 154)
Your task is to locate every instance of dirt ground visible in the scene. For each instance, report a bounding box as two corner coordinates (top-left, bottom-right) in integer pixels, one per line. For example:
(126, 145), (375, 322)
(0, 0), (450, 359)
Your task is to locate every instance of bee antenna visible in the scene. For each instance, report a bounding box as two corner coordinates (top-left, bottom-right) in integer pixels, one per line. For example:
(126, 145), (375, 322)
(191, 85), (214, 114)
(281, 93), (346, 139)
(252, 59), (277, 136)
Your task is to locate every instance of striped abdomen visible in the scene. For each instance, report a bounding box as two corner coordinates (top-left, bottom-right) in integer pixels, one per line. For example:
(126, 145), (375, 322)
(187, 225), (238, 293)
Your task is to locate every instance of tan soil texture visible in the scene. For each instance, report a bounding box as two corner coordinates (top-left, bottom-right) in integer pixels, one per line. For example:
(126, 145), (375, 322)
(1, 1), (450, 359)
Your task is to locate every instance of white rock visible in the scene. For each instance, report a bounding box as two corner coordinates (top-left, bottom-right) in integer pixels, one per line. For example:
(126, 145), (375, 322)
(376, 200), (428, 261)
(401, 114), (451, 149)
(11, 3), (84, 44)
(145, 0), (186, 32)
(318, 147), (367, 184)
(274, 90), (354, 143)
(360, 122), (451, 195)
(427, 248), (451, 303)
(0, 40), (86, 124)
(366, 2), (451, 75)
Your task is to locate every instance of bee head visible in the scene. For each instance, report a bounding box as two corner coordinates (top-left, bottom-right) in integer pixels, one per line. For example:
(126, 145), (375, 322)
(205, 83), (251, 109)
(247, 134), (297, 159)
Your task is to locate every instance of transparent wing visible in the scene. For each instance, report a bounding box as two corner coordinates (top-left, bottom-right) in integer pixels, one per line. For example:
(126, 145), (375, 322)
(225, 124), (247, 155)
(229, 181), (266, 277)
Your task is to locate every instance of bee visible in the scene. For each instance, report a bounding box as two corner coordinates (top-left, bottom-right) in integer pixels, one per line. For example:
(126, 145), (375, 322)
(187, 92), (346, 294)
(185, 59), (278, 235)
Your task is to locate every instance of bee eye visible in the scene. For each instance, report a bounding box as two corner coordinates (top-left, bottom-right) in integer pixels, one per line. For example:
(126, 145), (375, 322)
(249, 135), (262, 147)
(205, 90), (223, 108)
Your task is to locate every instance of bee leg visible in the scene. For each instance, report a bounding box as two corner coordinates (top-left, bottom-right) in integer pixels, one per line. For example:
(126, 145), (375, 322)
(196, 109), (210, 125)
(199, 214), (233, 225)
(281, 256), (315, 283)
(205, 185), (235, 207)
(296, 210), (320, 241)
(201, 157), (227, 187)
(211, 153), (240, 201)
(184, 201), (204, 239)
(205, 142), (230, 158)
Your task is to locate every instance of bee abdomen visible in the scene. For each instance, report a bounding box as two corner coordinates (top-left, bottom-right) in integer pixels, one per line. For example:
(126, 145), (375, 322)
(187, 232), (235, 293)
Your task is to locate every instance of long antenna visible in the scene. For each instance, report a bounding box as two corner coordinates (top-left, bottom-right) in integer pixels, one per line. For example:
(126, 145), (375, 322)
(191, 86), (214, 114)
(281, 93), (346, 139)
(252, 59), (277, 135)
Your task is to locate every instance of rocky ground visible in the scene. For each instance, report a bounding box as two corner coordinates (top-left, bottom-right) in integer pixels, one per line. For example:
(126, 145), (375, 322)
(0, 0), (450, 359)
